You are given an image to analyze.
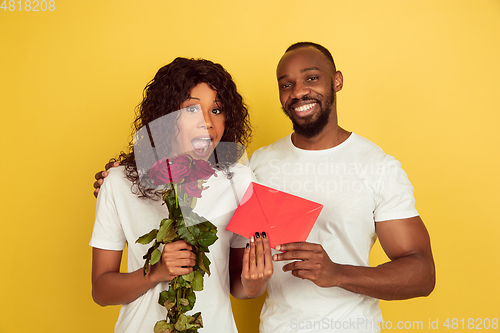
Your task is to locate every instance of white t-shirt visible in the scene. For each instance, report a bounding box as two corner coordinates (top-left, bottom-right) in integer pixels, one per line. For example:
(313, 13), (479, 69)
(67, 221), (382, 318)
(90, 164), (255, 333)
(249, 133), (419, 333)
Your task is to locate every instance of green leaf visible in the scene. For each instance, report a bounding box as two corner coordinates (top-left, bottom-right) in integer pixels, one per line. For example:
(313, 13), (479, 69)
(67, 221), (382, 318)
(141, 242), (160, 276)
(154, 320), (174, 333)
(192, 312), (203, 328)
(177, 216), (196, 245)
(162, 228), (179, 244)
(174, 313), (188, 331)
(178, 298), (189, 306)
(198, 220), (217, 232)
(143, 259), (149, 276)
(136, 229), (158, 244)
(157, 219), (174, 242)
(198, 252), (211, 276)
(182, 271), (194, 282)
(197, 231), (218, 247)
(159, 285), (177, 311)
(150, 248), (162, 266)
(191, 271), (204, 291)
(184, 288), (196, 311)
(158, 290), (169, 307)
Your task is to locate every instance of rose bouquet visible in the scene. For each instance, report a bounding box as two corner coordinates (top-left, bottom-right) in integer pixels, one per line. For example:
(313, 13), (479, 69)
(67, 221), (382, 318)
(135, 154), (219, 333)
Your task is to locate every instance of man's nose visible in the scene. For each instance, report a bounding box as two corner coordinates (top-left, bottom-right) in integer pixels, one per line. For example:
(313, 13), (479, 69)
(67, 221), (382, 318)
(290, 82), (310, 100)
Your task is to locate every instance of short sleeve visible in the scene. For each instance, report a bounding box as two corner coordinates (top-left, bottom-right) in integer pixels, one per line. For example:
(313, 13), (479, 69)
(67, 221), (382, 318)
(374, 155), (419, 222)
(89, 179), (127, 250)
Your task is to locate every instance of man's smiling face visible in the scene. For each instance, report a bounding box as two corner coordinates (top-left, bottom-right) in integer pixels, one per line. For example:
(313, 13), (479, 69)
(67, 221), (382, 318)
(277, 47), (340, 139)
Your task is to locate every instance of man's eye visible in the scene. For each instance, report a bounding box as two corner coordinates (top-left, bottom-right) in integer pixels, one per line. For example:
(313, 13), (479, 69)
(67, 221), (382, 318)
(186, 105), (200, 113)
(307, 76), (319, 82)
(280, 83), (291, 90)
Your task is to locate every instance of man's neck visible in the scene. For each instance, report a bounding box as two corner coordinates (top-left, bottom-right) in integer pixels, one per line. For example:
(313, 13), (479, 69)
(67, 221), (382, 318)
(291, 122), (351, 151)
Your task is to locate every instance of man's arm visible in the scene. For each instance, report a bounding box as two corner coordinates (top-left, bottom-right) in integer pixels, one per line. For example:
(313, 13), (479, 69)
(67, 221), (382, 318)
(272, 216), (435, 300)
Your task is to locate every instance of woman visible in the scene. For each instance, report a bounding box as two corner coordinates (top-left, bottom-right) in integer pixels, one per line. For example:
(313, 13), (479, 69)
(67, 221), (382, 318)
(90, 58), (272, 332)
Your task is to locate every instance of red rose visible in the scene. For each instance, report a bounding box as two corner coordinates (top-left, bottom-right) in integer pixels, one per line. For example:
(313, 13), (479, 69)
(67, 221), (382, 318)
(180, 180), (203, 198)
(192, 158), (217, 180)
(169, 155), (194, 183)
(149, 155), (216, 188)
(149, 158), (173, 186)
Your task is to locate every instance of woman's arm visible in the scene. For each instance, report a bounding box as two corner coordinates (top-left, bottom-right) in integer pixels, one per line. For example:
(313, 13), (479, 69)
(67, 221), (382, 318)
(91, 240), (197, 306)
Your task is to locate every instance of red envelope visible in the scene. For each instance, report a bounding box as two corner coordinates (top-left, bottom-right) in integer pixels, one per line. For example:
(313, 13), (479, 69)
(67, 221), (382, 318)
(226, 182), (323, 249)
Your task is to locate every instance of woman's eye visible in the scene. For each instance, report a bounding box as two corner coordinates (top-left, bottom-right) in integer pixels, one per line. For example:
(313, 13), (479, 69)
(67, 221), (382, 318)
(212, 108), (222, 115)
(185, 105), (200, 113)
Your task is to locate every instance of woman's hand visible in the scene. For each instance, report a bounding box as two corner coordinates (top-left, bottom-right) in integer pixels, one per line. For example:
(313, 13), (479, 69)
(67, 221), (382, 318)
(240, 232), (273, 298)
(149, 240), (197, 283)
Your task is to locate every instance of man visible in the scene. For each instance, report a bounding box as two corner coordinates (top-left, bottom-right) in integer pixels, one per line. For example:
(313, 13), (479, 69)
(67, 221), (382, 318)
(94, 42), (435, 332)
(248, 42), (435, 332)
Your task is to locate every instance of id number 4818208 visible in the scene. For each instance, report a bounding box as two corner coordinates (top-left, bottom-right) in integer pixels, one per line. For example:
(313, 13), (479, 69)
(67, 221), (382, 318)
(1, 0), (55, 11)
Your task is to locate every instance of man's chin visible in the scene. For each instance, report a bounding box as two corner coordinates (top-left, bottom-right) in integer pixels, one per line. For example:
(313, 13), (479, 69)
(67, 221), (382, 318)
(292, 121), (327, 139)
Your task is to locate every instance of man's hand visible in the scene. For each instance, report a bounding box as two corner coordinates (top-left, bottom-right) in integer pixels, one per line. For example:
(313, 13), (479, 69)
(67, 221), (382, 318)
(273, 242), (338, 288)
(93, 161), (119, 197)
(274, 216), (435, 300)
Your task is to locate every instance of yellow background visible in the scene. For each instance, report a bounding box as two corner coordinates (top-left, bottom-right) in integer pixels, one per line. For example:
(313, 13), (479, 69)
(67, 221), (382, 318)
(1, 0), (499, 332)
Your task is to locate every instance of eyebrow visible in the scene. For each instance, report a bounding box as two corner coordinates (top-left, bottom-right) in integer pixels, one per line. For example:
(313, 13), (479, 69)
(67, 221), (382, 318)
(277, 66), (321, 81)
(186, 96), (221, 104)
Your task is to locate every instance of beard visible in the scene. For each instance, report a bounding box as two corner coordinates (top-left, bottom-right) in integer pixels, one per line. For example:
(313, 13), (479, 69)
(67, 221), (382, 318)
(282, 83), (335, 139)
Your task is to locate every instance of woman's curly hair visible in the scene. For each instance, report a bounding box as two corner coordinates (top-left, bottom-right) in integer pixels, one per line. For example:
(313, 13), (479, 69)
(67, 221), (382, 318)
(115, 57), (252, 199)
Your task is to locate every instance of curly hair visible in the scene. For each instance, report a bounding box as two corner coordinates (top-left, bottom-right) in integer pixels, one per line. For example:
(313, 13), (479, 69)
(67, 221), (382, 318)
(115, 57), (252, 199)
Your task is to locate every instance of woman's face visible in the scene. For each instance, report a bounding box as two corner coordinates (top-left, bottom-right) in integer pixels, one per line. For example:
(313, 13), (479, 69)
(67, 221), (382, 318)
(175, 83), (225, 160)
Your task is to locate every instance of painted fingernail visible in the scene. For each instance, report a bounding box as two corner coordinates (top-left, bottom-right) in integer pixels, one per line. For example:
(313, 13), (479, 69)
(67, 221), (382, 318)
(262, 231), (267, 238)
(246, 243), (249, 249)
(250, 236), (255, 242)
(255, 232), (260, 238)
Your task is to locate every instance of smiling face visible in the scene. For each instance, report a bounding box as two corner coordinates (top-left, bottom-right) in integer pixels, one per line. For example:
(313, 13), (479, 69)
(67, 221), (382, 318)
(175, 83), (225, 160)
(277, 47), (343, 139)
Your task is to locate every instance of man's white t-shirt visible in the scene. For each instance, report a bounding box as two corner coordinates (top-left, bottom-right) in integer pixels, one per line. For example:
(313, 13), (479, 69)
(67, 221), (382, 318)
(90, 164), (255, 333)
(249, 133), (419, 333)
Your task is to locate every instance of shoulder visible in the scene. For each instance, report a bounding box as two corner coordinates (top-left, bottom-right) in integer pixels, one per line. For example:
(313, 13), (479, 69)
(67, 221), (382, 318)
(348, 133), (385, 156)
(347, 133), (399, 165)
(99, 166), (133, 195)
(105, 165), (128, 184)
(219, 163), (256, 184)
(249, 134), (292, 166)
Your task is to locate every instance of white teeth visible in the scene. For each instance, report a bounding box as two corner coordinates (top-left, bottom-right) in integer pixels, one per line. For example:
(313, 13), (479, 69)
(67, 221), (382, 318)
(294, 103), (316, 112)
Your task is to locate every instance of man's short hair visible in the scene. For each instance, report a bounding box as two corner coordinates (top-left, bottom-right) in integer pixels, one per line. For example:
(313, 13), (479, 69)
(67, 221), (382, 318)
(285, 42), (337, 72)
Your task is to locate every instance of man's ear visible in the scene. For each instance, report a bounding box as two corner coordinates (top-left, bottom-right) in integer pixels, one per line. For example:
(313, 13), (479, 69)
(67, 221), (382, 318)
(333, 71), (343, 92)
